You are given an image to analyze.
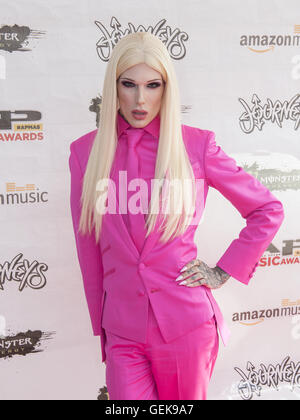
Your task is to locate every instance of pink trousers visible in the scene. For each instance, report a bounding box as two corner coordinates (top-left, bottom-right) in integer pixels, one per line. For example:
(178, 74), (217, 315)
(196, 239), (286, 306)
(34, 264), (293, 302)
(104, 301), (219, 400)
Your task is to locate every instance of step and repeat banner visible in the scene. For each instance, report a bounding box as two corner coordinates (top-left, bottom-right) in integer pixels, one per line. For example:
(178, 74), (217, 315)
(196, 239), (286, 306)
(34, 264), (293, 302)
(0, 0), (299, 400)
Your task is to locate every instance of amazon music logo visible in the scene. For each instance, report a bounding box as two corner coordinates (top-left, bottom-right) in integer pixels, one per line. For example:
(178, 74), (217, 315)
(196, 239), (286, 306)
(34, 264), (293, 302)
(95, 17), (188, 62)
(240, 24), (300, 53)
(238, 93), (300, 133)
(232, 298), (300, 326)
(0, 330), (55, 360)
(0, 253), (48, 292)
(0, 110), (44, 141)
(0, 24), (46, 53)
(0, 182), (48, 206)
(234, 356), (300, 400)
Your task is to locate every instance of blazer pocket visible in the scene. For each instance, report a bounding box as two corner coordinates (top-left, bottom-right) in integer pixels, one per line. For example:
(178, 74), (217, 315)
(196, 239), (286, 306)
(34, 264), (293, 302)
(103, 267), (116, 278)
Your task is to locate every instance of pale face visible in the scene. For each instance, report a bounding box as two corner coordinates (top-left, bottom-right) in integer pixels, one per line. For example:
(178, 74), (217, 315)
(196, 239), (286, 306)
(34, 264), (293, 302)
(117, 63), (165, 128)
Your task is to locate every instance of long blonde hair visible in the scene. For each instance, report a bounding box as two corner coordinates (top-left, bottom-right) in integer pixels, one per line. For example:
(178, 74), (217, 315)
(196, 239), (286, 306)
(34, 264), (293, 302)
(79, 32), (196, 244)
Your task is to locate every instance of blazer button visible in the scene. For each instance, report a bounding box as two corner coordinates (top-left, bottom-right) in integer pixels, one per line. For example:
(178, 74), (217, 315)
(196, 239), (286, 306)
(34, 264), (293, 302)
(139, 262), (146, 270)
(137, 290), (145, 297)
(150, 288), (161, 293)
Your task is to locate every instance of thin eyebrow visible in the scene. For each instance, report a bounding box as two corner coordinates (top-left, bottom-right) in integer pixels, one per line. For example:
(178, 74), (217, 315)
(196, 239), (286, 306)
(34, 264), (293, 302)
(119, 77), (162, 83)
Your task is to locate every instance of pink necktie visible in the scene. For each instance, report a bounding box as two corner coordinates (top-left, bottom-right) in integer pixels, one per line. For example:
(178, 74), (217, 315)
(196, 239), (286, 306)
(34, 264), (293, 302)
(124, 128), (147, 253)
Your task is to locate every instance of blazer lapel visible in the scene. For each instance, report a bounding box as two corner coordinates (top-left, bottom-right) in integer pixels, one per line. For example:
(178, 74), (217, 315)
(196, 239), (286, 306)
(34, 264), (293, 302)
(109, 192), (161, 261)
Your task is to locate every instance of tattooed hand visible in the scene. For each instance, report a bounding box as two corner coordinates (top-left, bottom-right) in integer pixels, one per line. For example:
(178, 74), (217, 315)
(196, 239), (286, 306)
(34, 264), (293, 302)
(175, 259), (230, 289)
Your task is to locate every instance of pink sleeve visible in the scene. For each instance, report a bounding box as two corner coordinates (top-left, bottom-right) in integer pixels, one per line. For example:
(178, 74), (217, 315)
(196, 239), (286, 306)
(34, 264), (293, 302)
(203, 130), (285, 285)
(69, 142), (104, 335)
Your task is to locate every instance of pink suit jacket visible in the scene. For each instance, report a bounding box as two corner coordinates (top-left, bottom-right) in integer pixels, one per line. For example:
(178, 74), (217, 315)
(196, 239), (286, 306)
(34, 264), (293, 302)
(69, 124), (285, 363)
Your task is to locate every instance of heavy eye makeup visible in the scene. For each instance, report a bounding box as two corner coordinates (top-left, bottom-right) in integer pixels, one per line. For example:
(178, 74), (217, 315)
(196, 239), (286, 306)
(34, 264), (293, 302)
(120, 80), (162, 89)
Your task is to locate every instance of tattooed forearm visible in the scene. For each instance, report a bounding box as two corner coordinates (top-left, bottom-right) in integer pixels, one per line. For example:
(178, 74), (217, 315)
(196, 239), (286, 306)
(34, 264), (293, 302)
(215, 265), (231, 282)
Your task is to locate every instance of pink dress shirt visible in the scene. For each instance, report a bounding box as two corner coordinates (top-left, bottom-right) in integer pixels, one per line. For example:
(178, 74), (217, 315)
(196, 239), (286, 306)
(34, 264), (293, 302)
(114, 111), (160, 227)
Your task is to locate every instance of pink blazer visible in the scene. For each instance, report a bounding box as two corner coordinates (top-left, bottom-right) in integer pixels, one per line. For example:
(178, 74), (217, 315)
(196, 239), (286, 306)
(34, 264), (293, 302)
(69, 125), (284, 363)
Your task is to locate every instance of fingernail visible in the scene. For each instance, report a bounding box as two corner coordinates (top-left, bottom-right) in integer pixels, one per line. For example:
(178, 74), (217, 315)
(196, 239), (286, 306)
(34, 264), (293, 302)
(180, 266), (187, 273)
(179, 280), (187, 285)
(175, 275), (183, 281)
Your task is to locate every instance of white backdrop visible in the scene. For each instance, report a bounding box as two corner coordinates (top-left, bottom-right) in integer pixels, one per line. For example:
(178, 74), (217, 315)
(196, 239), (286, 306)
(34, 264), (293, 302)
(0, 0), (299, 400)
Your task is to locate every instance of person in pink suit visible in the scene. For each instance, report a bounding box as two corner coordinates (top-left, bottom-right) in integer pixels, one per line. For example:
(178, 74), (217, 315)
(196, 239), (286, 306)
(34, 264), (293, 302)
(68, 32), (284, 400)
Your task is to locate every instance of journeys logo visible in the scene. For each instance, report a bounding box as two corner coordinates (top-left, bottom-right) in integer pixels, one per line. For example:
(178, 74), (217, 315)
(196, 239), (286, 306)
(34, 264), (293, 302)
(234, 356), (300, 400)
(95, 17), (188, 62)
(0, 110), (44, 141)
(0, 330), (55, 359)
(233, 298), (300, 326)
(0, 182), (48, 206)
(238, 93), (300, 133)
(240, 24), (300, 53)
(0, 253), (48, 292)
(0, 24), (45, 53)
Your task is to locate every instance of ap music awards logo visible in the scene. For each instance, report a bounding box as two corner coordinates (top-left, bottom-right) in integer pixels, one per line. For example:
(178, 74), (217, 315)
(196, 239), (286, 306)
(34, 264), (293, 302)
(232, 239), (300, 327)
(243, 238), (300, 277)
(0, 25), (45, 141)
(0, 110), (44, 141)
